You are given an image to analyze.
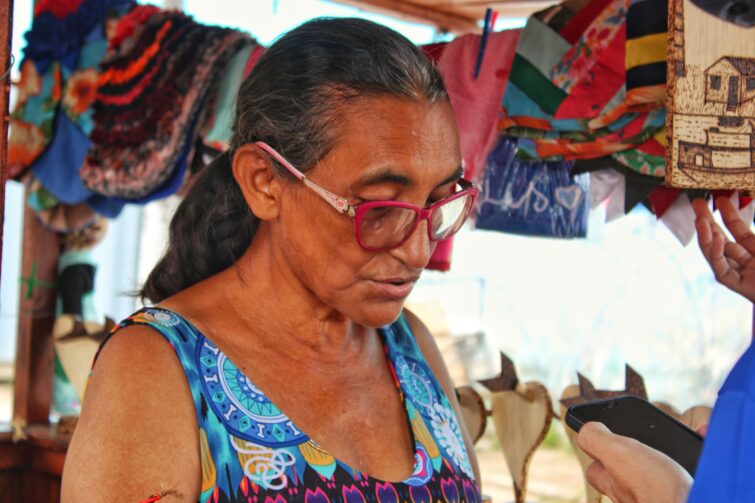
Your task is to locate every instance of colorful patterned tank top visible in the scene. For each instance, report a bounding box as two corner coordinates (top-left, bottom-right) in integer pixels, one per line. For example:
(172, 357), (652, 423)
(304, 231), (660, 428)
(108, 307), (480, 503)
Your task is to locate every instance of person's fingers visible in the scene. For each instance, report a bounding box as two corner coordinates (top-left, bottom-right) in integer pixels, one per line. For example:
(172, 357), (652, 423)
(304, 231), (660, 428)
(724, 240), (752, 268)
(577, 421), (631, 465)
(717, 197), (755, 255)
(692, 198), (714, 222)
(585, 461), (618, 502)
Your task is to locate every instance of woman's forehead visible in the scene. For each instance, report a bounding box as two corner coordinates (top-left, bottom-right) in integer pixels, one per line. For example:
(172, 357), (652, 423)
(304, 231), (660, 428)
(324, 96), (461, 184)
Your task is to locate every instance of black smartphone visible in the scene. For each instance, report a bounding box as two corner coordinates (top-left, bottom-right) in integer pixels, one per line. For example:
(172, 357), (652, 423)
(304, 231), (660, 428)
(566, 395), (704, 476)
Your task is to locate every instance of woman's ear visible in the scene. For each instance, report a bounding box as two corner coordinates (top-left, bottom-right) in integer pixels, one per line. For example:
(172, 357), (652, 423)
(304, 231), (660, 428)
(232, 144), (282, 220)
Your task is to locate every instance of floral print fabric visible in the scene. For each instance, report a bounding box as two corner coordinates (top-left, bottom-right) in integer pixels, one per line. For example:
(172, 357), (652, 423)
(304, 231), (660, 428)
(97, 308), (479, 503)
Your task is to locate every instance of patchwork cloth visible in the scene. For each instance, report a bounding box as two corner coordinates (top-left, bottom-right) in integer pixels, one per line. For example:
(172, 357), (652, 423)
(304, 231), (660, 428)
(499, 0), (668, 180)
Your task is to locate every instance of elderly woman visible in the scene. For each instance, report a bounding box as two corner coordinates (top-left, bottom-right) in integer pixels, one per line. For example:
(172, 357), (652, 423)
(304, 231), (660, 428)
(62, 17), (481, 503)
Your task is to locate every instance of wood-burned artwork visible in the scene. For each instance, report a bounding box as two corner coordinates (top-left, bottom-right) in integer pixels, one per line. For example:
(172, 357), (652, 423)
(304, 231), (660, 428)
(666, 0), (755, 190)
(481, 353), (553, 503)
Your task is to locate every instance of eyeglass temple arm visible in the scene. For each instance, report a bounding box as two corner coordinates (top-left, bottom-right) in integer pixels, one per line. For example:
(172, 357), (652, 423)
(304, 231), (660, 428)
(255, 142), (354, 216)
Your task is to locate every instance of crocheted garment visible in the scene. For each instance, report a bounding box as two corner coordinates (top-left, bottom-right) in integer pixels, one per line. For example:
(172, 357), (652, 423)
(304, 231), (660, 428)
(80, 10), (251, 199)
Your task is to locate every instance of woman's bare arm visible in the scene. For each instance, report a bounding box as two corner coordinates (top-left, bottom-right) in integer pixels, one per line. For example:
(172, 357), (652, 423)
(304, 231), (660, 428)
(61, 325), (201, 502)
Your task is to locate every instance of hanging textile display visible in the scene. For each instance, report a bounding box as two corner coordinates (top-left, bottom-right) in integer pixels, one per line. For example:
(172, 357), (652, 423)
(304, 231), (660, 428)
(666, 0), (755, 190)
(79, 9), (252, 200)
(476, 136), (590, 238)
(437, 29), (521, 184)
(7, 0), (134, 180)
(499, 0), (668, 177)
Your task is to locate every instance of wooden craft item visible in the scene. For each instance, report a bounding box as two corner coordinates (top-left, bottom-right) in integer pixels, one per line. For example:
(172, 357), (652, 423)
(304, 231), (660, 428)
(559, 366), (648, 503)
(54, 337), (100, 401)
(490, 382), (553, 503)
(653, 401), (713, 433)
(481, 352), (553, 503)
(560, 365), (648, 409)
(560, 384), (609, 503)
(666, 0), (755, 190)
(456, 385), (488, 444)
(679, 405), (713, 432)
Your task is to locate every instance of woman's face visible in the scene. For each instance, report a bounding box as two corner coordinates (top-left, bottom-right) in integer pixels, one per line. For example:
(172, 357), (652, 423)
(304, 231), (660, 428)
(272, 95), (462, 328)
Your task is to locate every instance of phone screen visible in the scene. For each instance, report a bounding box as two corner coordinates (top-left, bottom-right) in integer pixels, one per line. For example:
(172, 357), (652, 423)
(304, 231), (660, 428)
(566, 395), (704, 476)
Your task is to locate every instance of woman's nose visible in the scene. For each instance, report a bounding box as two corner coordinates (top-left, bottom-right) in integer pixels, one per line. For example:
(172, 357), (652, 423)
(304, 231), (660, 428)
(391, 218), (436, 269)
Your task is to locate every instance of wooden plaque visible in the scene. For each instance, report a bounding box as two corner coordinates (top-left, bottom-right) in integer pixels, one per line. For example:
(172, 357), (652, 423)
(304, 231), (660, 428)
(666, 0), (755, 190)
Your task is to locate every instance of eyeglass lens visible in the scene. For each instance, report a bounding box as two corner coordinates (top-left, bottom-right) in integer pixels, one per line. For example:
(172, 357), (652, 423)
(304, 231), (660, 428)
(359, 192), (475, 249)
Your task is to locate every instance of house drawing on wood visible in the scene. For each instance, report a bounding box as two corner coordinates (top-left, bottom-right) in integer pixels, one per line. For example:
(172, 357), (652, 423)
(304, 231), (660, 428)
(704, 57), (755, 113)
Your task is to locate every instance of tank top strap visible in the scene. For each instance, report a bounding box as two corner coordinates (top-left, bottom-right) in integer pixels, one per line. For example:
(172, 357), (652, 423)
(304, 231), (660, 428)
(380, 312), (477, 484)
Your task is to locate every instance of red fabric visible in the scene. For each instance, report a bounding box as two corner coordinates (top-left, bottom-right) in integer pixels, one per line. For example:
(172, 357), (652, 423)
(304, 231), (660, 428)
(421, 42), (447, 64)
(635, 137), (666, 157)
(649, 186), (681, 218)
(243, 45), (266, 77)
(109, 4), (161, 49)
(553, 24), (626, 119)
(34, 0), (84, 18)
(427, 238), (453, 272)
(711, 191), (754, 210)
(436, 29), (521, 183)
(559, 0), (616, 44)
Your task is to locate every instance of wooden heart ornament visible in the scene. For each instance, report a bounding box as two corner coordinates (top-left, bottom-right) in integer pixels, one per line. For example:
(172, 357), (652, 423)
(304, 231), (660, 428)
(456, 385), (488, 444)
(653, 402), (712, 433)
(491, 382), (553, 503)
(559, 366), (647, 503)
(560, 384), (608, 503)
(481, 353), (553, 503)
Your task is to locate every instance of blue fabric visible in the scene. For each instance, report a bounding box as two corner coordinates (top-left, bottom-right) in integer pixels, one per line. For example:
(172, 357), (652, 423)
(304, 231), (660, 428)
(23, 0), (133, 74)
(476, 136), (589, 238)
(86, 194), (125, 218)
(32, 112), (93, 205)
(688, 342), (755, 502)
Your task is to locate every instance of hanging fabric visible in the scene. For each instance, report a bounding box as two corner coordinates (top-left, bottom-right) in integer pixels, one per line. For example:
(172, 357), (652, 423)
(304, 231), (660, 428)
(79, 9), (251, 199)
(476, 136), (590, 238)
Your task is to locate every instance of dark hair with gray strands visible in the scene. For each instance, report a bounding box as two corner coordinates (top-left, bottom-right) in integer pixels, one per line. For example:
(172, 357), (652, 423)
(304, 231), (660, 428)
(141, 17), (449, 303)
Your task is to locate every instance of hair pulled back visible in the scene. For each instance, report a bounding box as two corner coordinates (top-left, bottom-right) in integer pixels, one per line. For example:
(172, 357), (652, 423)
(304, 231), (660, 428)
(141, 17), (448, 303)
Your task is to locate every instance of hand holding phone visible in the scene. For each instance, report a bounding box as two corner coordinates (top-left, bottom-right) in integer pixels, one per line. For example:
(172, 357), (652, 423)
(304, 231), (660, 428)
(566, 395), (703, 476)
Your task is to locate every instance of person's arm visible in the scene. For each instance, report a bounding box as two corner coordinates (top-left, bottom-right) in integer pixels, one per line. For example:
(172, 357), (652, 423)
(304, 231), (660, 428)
(61, 325), (201, 502)
(575, 197), (755, 502)
(403, 309), (482, 487)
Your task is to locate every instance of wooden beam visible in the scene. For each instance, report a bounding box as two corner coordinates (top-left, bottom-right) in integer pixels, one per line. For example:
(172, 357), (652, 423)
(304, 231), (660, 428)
(332, 0), (479, 33)
(0, 0), (13, 289)
(14, 204), (60, 426)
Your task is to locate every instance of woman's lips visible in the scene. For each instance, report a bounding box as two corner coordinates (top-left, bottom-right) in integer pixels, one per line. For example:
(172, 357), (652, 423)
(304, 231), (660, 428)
(367, 278), (418, 299)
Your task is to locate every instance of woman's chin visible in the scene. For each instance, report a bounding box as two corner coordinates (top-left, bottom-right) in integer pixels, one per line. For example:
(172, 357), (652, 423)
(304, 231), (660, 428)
(349, 301), (406, 328)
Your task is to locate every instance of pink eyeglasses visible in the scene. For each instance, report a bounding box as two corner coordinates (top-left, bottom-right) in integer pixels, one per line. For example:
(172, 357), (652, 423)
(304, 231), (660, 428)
(255, 142), (479, 252)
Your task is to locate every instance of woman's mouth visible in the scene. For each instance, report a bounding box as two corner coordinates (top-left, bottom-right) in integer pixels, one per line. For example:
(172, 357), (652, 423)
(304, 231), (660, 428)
(367, 277), (418, 299)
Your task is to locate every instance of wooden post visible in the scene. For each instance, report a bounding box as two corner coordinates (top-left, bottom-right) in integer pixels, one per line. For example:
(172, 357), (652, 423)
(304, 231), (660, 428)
(0, 0), (13, 287)
(13, 205), (60, 426)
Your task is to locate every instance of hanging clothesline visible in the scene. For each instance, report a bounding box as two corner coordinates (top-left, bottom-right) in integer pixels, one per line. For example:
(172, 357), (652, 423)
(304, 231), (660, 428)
(7, 0), (753, 265)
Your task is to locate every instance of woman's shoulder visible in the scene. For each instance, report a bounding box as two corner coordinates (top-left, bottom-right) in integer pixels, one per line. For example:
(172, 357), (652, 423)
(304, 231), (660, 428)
(62, 319), (200, 501)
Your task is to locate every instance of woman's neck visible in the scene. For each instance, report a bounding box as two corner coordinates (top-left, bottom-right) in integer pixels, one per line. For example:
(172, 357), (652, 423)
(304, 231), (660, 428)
(188, 230), (373, 372)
